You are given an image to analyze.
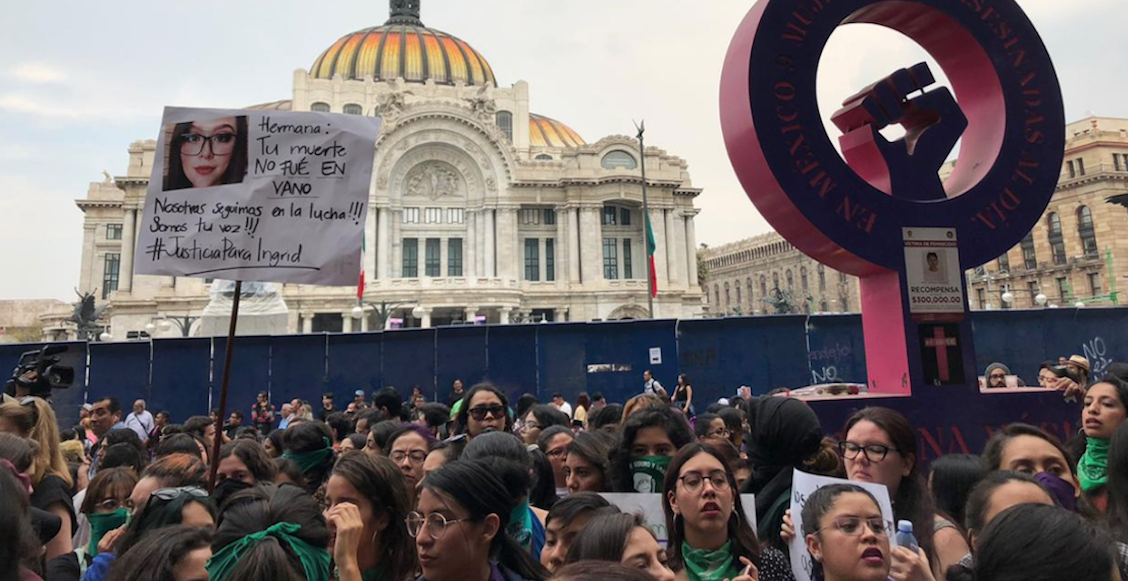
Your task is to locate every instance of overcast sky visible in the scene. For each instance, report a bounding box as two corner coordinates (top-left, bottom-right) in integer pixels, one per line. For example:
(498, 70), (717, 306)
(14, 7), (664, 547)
(1, 0), (1124, 300)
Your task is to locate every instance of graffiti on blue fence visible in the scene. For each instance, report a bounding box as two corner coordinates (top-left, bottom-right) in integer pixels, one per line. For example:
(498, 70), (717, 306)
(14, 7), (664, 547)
(1082, 336), (1111, 379)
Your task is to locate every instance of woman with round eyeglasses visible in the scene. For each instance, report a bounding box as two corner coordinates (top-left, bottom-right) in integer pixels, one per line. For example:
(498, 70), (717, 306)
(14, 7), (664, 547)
(538, 425), (574, 498)
(662, 443), (793, 581)
(387, 424), (436, 502)
(79, 467), (138, 561)
(409, 460), (547, 581)
(164, 116), (249, 190)
(837, 408), (967, 578)
(456, 384), (513, 439)
(693, 413), (730, 441)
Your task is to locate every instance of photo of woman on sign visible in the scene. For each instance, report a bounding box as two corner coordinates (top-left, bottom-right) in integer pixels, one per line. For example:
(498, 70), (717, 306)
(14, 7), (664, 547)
(163, 116), (249, 190)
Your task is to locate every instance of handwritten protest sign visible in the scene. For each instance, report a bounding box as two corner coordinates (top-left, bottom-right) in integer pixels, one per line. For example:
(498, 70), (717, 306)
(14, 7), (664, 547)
(601, 493), (757, 546)
(134, 107), (381, 285)
(788, 470), (896, 581)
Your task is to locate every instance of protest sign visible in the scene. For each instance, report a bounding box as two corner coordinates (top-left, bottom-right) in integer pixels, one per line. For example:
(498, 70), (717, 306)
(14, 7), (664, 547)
(601, 493), (757, 546)
(788, 470), (896, 581)
(134, 107), (381, 285)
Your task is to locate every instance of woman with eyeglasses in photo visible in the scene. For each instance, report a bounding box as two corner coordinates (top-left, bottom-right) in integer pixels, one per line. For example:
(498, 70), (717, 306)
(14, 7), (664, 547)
(564, 431), (614, 494)
(662, 443), (793, 581)
(164, 116), (249, 190)
(837, 408), (967, 578)
(456, 384), (513, 440)
(386, 424), (436, 503)
(324, 452), (417, 581)
(79, 467), (139, 563)
(610, 406), (694, 493)
(564, 512), (675, 581)
(411, 460), (547, 581)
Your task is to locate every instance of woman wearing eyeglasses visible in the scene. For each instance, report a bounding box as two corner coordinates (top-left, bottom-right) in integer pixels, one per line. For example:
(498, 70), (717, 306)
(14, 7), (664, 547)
(456, 384), (513, 439)
(164, 116), (249, 190)
(325, 452), (417, 581)
(521, 405), (570, 446)
(838, 408), (967, 579)
(386, 424), (436, 502)
(410, 460), (548, 581)
(662, 443), (794, 581)
(537, 426), (574, 499)
(79, 467), (138, 562)
(800, 483), (892, 581)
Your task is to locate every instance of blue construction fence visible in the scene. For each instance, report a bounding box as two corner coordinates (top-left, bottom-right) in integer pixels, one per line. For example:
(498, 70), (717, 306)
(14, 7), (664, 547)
(4, 308), (1126, 433)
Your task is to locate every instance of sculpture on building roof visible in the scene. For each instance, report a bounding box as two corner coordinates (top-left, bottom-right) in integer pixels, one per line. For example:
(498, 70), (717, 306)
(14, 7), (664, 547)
(69, 289), (108, 341)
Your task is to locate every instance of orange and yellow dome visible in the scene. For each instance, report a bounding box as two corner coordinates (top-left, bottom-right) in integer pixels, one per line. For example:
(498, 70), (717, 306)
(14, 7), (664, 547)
(529, 114), (585, 148)
(310, 2), (495, 86)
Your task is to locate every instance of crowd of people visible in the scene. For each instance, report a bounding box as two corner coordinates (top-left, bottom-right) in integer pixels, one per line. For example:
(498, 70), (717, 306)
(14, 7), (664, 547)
(2, 366), (1128, 581)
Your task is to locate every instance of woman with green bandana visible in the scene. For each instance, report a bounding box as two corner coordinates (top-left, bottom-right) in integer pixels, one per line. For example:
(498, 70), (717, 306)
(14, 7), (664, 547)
(283, 421), (337, 493)
(462, 432), (548, 560)
(325, 452), (417, 581)
(1078, 375), (1128, 513)
(208, 483), (332, 581)
(79, 467), (138, 568)
(663, 443), (794, 581)
(563, 512), (675, 581)
(609, 407), (694, 493)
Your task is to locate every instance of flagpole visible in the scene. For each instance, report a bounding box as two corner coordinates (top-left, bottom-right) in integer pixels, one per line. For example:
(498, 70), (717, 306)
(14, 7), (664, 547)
(635, 120), (655, 319)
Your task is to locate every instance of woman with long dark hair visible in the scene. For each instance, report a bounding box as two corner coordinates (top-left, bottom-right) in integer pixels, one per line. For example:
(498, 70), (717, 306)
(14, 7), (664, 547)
(927, 454), (987, 533)
(609, 407), (694, 493)
(1078, 376), (1128, 512)
(564, 431), (614, 494)
(105, 525), (212, 581)
(412, 460), (547, 581)
(455, 383), (513, 439)
(164, 116), (249, 190)
(215, 439), (277, 508)
(672, 375), (694, 418)
(840, 407), (968, 577)
(662, 443), (793, 581)
(463, 432), (549, 558)
(283, 421), (337, 493)
(564, 512), (674, 581)
(325, 452), (417, 581)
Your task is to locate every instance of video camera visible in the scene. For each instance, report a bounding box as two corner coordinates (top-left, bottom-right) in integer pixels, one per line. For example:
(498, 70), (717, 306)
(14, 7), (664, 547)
(4, 345), (79, 398)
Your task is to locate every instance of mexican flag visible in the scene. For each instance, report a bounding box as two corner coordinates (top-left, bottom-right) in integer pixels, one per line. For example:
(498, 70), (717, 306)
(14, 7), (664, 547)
(357, 231), (366, 299)
(645, 213), (657, 297)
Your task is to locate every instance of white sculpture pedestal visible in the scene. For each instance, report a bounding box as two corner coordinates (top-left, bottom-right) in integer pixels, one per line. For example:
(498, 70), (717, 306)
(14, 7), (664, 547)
(197, 281), (290, 337)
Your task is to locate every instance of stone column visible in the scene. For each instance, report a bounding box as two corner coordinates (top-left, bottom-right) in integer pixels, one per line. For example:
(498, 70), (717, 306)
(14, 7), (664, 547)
(391, 209), (402, 278)
(465, 306), (478, 324)
(119, 208), (136, 292)
(360, 312), (370, 332)
(80, 224), (96, 292)
(555, 206), (568, 285)
(377, 206), (390, 279)
(648, 208), (668, 288)
(466, 209), (478, 278)
(302, 313), (313, 334)
(685, 212), (699, 287)
(498, 306), (512, 325)
(579, 207), (603, 284)
(484, 209), (496, 277)
(554, 306), (569, 322)
(365, 204), (377, 280)
(342, 313), (353, 333)
(497, 208), (518, 280)
(418, 307), (433, 329)
(567, 207), (581, 284)
(475, 210), (486, 276)
(664, 209), (683, 285)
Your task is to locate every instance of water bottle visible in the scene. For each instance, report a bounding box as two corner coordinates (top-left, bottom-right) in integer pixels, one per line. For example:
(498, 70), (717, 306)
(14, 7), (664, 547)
(894, 520), (919, 553)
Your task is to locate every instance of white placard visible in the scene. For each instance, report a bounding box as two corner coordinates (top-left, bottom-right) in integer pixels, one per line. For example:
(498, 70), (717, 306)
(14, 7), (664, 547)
(903, 227), (963, 316)
(134, 107), (381, 285)
(601, 492), (757, 546)
(649, 347), (663, 365)
(788, 470), (896, 581)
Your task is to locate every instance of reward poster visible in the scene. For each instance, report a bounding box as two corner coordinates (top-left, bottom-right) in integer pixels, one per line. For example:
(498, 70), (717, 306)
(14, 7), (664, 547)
(902, 227), (964, 320)
(134, 107), (381, 286)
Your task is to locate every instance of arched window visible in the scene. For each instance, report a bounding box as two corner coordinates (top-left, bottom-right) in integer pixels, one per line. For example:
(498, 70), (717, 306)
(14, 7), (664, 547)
(1047, 212), (1066, 265)
(714, 284), (720, 306)
(820, 300), (829, 312)
(800, 267), (809, 292)
(724, 282), (731, 307)
(534, 154), (553, 161)
(746, 278), (754, 306)
(496, 111), (513, 141)
(772, 272), (779, 290)
(786, 269), (794, 291)
(760, 275), (767, 297)
(601, 151), (638, 170)
(818, 264), (826, 291)
(735, 284), (741, 304)
(343, 103), (363, 115)
(310, 102), (330, 113)
(1021, 232), (1037, 269)
(1078, 206), (1098, 259)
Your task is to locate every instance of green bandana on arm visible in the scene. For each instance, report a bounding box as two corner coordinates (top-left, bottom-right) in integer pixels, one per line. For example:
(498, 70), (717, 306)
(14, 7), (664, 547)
(682, 540), (740, 581)
(1078, 437), (1110, 493)
(207, 521), (331, 581)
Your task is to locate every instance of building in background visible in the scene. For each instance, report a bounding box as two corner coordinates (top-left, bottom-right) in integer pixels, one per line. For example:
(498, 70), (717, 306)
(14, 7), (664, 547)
(702, 116), (1128, 316)
(74, 1), (703, 339)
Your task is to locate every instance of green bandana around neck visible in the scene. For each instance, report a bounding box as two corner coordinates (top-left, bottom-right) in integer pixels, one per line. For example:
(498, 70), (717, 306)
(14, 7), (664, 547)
(682, 540), (739, 581)
(283, 439), (334, 474)
(630, 455), (672, 493)
(1078, 436), (1110, 492)
(87, 508), (130, 557)
(507, 499), (534, 550)
(207, 521), (331, 581)
(361, 567), (388, 581)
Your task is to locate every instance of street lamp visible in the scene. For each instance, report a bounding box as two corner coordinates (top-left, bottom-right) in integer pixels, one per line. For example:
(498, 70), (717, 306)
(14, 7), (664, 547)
(1001, 287), (1015, 305)
(1075, 301), (1086, 308)
(99, 331), (112, 342)
(1035, 292), (1048, 306)
(152, 315), (201, 338)
(350, 305), (366, 319)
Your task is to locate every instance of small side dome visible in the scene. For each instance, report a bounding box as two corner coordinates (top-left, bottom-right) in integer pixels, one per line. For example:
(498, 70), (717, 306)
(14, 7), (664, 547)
(529, 113), (585, 148)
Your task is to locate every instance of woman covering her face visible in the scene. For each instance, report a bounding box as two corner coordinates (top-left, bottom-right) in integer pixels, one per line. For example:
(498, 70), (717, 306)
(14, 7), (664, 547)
(663, 443), (794, 581)
(165, 116), (249, 190)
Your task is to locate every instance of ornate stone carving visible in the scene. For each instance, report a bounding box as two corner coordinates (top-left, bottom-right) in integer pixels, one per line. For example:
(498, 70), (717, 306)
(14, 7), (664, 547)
(374, 79), (414, 118)
(405, 162), (462, 200)
(465, 84), (496, 120)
